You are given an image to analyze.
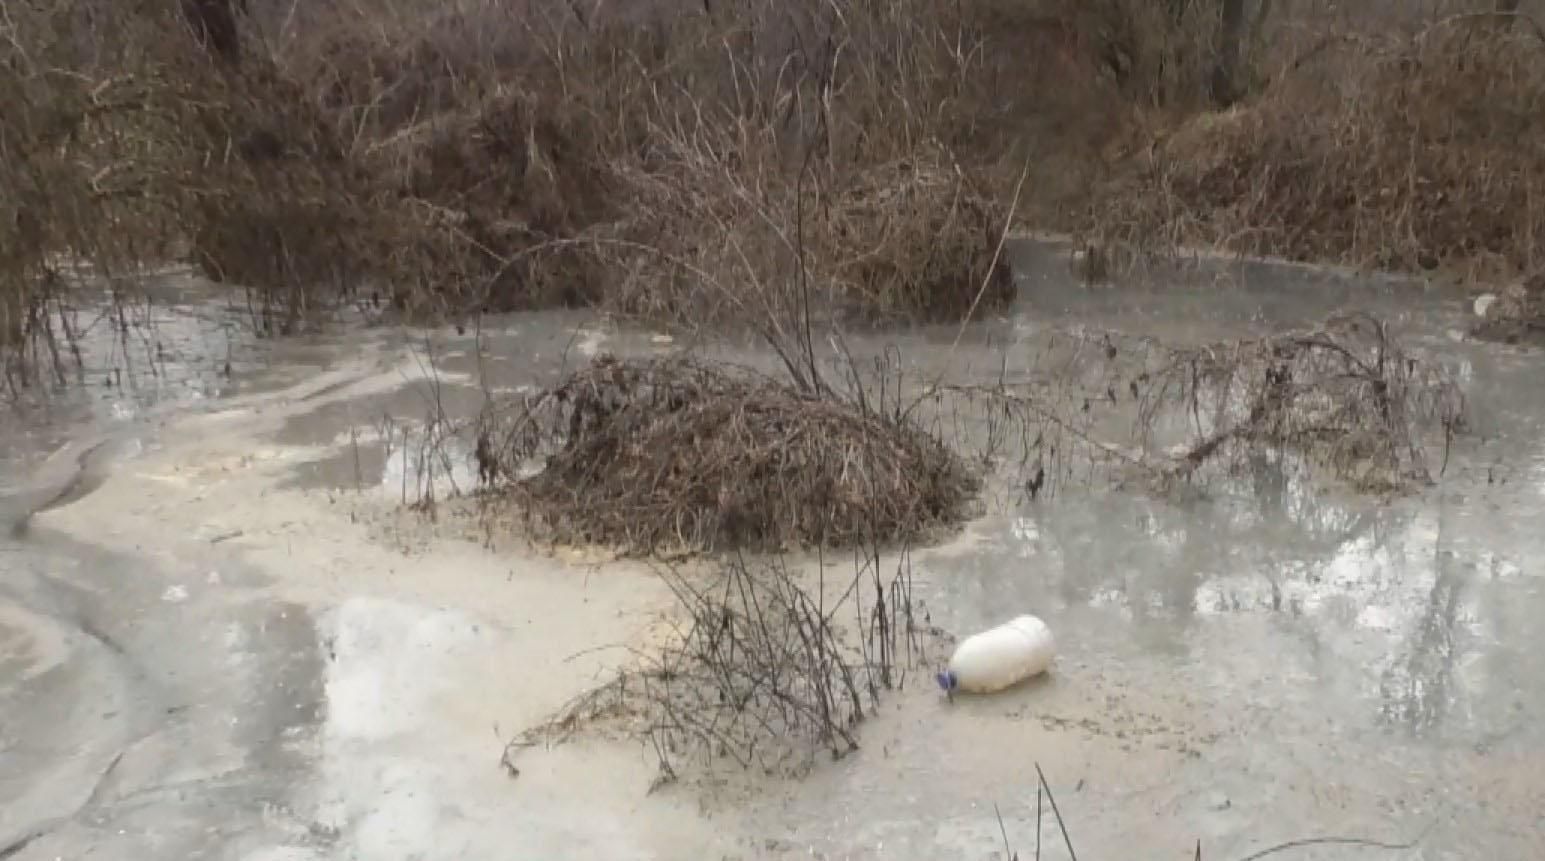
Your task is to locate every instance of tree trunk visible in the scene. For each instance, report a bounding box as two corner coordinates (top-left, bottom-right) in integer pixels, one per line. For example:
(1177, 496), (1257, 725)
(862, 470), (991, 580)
(1209, 0), (1247, 108)
(180, 0), (244, 67)
(1493, 0), (1521, 32)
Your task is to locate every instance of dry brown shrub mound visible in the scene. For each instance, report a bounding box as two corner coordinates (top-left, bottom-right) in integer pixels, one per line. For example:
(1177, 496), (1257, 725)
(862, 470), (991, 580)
(474, 354), (979, 554)
(1087, 21), (1545, 278)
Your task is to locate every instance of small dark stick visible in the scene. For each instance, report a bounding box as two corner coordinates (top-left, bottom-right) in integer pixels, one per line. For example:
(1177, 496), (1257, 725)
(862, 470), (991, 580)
(1026, 465), (1045, 501)
(994, 803), (1014, 861)
(1035, 763), (1077, 861)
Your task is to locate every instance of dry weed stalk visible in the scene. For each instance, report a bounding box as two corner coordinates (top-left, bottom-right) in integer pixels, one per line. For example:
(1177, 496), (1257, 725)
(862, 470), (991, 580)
(634, 556), (866, 776)
(475, 353), (979, 554)
(882, 320), (1177, 506)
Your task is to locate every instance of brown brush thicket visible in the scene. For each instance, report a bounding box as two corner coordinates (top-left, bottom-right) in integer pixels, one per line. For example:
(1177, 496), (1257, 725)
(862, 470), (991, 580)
(1085, 12), (1545, 282)
(474, 354), (980, 554)
(3, 0), (1496, 544)
(0, 1), (195, 391)
(0, 0), (434, 392)
(10, 0), (1544, 392)
(9, 0), (1106, 387)
(236, 0), (1047, 329)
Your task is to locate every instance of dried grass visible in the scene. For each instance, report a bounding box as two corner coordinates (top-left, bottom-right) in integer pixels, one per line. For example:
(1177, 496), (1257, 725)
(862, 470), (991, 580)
(603, 126), (1012, 329)
(1086, 18), (1545, 281)
(4, 0), (1049, 390)
(474, 354), (979, 554)
(829, 151), (1016, 323)
(1, 0), (200, 390)
(10, 0), (1541, 399)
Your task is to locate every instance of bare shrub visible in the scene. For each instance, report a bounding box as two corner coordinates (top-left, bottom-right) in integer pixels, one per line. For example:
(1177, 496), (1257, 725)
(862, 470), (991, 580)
(603, 119), (1013, 329)
(0, 0), (199, 390)
(503, 548), (945, 782)
(0, 0), (423, 383)
(1139, 311), (1467, 492)
(828, 149), (1016, 323)
(242, 0), (1029, 331)
(178, 68), (395, 331)
(474, 354), (980, 555)
(937, 312), (1468, 501)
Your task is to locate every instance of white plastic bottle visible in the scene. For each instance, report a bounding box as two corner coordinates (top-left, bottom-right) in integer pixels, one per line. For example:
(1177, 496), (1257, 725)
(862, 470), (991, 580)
(937, 614), (1056, 695)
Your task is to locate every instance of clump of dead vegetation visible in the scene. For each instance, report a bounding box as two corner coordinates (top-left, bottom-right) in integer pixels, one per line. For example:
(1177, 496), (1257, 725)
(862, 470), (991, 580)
(1087, 15), (1545, 281)
(475, 354), (979, 554)
(931, 310), (1466, 502)
(1138, 311), (1467, 493)
(503, 548), (943, 783)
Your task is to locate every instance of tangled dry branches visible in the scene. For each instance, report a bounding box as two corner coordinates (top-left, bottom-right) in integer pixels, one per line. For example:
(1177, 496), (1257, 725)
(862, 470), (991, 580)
(927, 311), (1466, 502)
(503, 550), (944, 783)
(1141, 312), (1467, 492)
(475, 354), (979, 554)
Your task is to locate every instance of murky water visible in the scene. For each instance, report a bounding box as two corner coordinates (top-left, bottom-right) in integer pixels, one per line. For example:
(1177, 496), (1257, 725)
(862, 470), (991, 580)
(1, 243), (1541, 860)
